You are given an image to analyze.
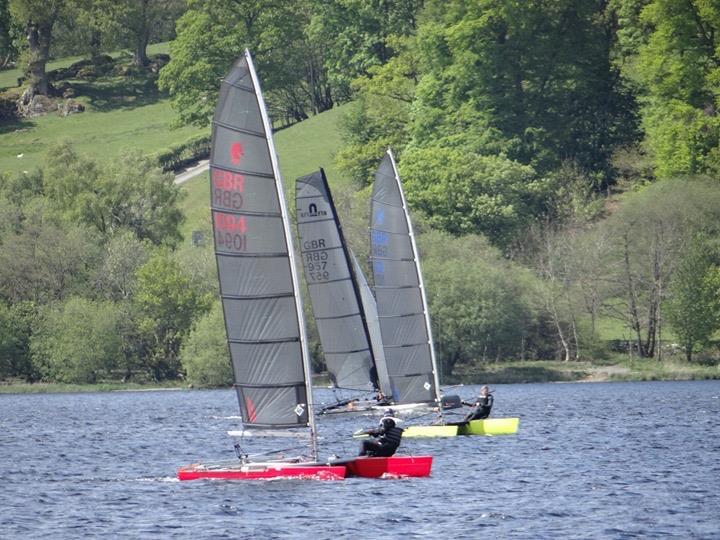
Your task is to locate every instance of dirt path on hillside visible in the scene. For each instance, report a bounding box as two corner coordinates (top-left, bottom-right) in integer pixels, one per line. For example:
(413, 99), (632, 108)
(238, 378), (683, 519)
(174, 160), (209, 185)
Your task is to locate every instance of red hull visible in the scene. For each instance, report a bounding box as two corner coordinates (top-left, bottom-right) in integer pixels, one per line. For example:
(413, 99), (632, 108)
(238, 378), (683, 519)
(177, 463), (346, 481)
(343, 456), (433, 478)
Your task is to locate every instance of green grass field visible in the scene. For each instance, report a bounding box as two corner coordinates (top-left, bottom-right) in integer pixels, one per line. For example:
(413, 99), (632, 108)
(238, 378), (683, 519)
(0, 42), (198, 175)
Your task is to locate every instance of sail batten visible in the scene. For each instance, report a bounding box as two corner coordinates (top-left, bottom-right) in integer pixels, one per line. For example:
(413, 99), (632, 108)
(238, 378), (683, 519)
(369, 150), (441, 406)
(296, 169), (392, 397)
(210, 51), (315, 455)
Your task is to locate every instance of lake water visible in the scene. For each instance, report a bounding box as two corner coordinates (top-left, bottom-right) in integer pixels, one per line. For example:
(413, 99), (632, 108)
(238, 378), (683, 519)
(1, 380), (718, 539)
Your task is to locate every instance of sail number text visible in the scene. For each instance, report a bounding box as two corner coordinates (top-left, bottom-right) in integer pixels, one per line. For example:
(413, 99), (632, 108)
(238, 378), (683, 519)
(214, 213), (248, 252)
(304, 248), (329, 281)
(212, 169), (245, 210)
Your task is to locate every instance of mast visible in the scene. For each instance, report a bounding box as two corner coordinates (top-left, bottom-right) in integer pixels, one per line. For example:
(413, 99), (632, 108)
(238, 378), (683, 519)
(386, 149), (442, 406)
(246, 51), (317, 460)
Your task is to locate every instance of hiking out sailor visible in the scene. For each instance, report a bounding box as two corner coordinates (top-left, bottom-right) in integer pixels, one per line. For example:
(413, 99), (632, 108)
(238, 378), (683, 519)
(463, 385), (494, 421)
(358, 409), (404, 457)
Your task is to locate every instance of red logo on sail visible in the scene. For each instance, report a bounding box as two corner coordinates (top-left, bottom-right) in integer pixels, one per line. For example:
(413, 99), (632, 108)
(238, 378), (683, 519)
(245, 396), (257, 423)
(230, 142), (244, 165)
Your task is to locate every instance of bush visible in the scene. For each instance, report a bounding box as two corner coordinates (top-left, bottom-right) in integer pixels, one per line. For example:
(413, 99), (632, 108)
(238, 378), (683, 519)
(30, 297), (123, 384)
(181, 301), (232, 387)
(153, 134), (210, 172)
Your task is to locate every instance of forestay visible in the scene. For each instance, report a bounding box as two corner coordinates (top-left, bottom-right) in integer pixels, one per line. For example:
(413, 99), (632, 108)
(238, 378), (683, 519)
(296, 169), (392, 397)
(369, 150), (441, 405)
(210, 51), (314, 438)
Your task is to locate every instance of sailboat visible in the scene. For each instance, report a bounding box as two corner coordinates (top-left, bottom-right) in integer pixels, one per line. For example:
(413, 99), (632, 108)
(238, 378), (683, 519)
(369, 150), (519, 438)
(295, 168), (432, 477)
(177, 51), (346, 481)
(295, 168), (394, 413)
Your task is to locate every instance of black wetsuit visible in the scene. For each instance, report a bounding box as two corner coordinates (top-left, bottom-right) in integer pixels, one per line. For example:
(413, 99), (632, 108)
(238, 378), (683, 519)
(464, 394), (493, 422)
(359, 419), (404, 457)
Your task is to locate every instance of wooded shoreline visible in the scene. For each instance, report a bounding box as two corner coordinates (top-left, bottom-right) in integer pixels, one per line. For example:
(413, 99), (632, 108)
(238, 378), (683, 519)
(2, 359), (717, 394)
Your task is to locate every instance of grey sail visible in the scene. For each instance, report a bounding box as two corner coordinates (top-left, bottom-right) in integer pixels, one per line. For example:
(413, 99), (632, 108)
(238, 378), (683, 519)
(210, 51), (315, 442)
(369, 150), (441, 405)
(350, 251), (393, 400)
(296, 169), (392, 397)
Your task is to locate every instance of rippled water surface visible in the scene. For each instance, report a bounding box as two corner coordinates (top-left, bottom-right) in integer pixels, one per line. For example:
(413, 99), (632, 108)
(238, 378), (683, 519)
(1, 380), (719, 538)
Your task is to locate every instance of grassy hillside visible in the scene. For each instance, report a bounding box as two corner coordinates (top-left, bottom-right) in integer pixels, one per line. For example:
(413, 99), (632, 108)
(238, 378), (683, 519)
(0, 43), (202, 175)
(177, 104), (351, 240)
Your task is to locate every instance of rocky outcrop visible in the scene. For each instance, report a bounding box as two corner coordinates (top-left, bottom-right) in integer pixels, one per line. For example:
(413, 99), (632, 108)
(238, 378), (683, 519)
(59, 99), (85, 117)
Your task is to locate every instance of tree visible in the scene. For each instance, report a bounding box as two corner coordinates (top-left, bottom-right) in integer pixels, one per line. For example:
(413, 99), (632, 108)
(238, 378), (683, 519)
(44, 142), (185, 247)
(9, 0), (67, 95)
(105, 0), (183, 68)
(409, 0), (638, 181)
(400, 146), (547, 248)
(30, 296), (122, 383)
(617, 0), (720, 178)
(181, 301), (232, 387)
(603, 178), (720, 358)
(0, 214), (101, 304)
(308, 0), (424, 100)
(421, 230), (537, 375)
(0, 300), (35, 380)
(0, 0), (19, 68)
(133, 252), (212, 380)
(159, 0), (331, 126)
(95, 230), (150, 301)
(665, 237), (720, 362)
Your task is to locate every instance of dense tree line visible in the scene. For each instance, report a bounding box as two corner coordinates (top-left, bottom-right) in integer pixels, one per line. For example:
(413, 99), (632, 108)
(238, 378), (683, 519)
(0, 144), (215, 383)
(1, 0), (719, 385)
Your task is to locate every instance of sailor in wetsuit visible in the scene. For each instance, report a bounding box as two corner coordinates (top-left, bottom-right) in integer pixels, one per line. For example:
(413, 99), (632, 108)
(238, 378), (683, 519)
(462, 385), (494, 422)
(358, 409), (404, 457)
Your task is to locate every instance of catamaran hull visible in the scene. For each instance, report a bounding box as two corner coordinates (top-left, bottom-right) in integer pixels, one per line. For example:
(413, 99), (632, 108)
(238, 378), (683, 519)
(177, 463), (346, 481)
(402, 417), (520, 438)
(459, 417), (519, 435)
(338, 456), (433, 478)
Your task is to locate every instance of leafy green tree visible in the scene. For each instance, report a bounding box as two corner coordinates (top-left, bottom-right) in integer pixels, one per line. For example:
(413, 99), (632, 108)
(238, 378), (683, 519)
(665, 237), (720, 362)
(44, 142), (184, 247)
(409, 0), (638, 179)
(95, 230), (151, 301)
(0, 0), (19, 67)
(30, 296), (122, 383)
(133, 252), (212, 381)
(0, 301), (35, 380)
(400, 146), (546, 247)
(105, 0), (183, 67)
(617, 0), (720, 178)
(308, 0), (424, 100)
(0, 213), (101, 304)
(421, 230), (537, 375)
(159, 0), (330, 126)
(181, 301), (232, 387)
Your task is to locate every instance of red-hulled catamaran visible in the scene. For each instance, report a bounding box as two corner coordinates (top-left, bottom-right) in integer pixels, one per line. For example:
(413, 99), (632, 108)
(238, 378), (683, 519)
(177, 50), (345, 481)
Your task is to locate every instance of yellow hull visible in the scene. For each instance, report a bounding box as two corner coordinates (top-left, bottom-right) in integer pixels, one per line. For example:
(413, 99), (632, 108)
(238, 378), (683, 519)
(459, 417), (519, 436)
(401, 417), (520, 438)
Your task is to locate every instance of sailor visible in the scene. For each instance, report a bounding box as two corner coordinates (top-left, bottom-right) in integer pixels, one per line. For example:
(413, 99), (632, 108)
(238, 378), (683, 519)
(462, 385), (494, 422)
(358, 408), (404, 457)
